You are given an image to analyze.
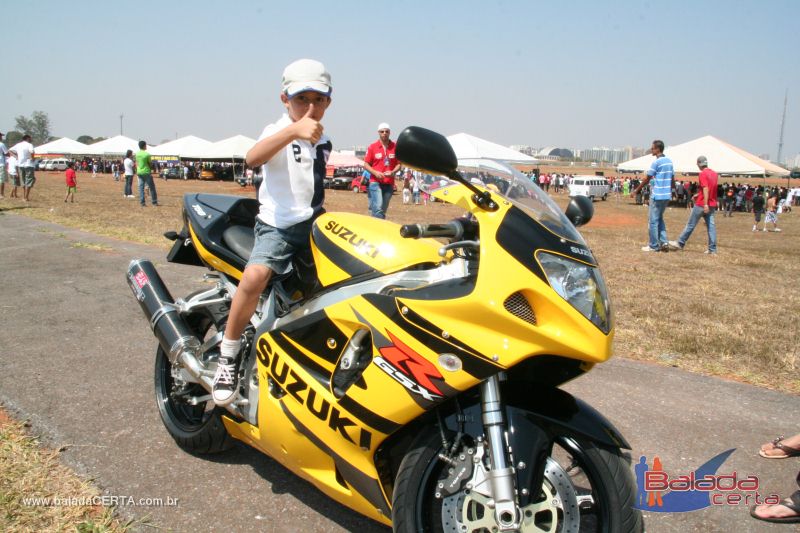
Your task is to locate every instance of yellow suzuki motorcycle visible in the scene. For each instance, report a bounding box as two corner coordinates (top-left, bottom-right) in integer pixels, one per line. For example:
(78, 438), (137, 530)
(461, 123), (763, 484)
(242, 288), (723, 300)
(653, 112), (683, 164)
(127, 127), (642, 532)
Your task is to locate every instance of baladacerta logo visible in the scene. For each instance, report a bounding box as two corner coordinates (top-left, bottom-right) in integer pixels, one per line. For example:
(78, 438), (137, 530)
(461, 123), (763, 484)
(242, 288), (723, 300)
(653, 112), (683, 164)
(634, 449), (780, 512)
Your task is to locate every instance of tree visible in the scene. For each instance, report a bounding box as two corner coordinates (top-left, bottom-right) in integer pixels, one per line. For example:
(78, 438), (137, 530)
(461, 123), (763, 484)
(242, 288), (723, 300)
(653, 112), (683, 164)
(4, 130), (23, 146)
(15, 111), (51, 146)
(77, 135), (94, 144)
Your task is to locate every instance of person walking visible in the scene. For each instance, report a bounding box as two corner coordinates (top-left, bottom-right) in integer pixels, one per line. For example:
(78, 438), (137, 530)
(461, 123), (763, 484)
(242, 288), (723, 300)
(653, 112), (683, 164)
(632, 139), (674, 252)
(363, 123), (401, 219)
(135, 141), (158, 206)
(764, 191), (781, 232)
(752, 188), (766, 231)
(723, 183), (736, 216)
(12, 134), (36, 202)
(669, 156), (718, 254)
(0, 132), (9, 199)
(123, 149), (135, 198)
(63, 162), (77, 203)
(7, 151), (19, 198)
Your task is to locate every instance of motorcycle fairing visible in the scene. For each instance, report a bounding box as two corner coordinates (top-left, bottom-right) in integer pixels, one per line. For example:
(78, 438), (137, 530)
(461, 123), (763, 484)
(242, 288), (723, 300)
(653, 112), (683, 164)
(182, 193), (262, 279)
(310, 212), (444, 287)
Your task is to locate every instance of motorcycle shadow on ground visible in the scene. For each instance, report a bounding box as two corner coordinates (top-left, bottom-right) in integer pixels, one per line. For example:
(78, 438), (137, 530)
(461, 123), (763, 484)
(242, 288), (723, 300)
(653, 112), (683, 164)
(202, 441), (390, 531)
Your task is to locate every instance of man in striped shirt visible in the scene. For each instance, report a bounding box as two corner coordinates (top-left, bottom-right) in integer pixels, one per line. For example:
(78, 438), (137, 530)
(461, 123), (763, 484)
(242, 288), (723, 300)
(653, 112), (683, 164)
(632, 140), (674, 251)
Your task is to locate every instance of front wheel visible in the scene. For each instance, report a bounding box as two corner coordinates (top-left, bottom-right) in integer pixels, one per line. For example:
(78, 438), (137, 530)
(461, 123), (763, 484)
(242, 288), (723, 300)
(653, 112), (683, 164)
(392, 430), (642, 533)
(353, 185), (360, 193)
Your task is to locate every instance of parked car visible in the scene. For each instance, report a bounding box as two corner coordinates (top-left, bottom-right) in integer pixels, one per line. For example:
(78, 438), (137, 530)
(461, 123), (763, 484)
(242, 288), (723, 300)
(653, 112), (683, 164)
(160, 167), (187, 180)
(790, 169), (800, 179)
(351, 174), (398, 193)
(326, 167), (361, 190)
(568, 176), (610, 201)
(351, 175), (368, 193)
(199, 168), (216, 180)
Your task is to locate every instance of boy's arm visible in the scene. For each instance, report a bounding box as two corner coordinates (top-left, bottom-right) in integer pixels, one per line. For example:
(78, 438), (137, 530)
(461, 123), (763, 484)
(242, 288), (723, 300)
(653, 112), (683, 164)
(246, 105), (322, 168)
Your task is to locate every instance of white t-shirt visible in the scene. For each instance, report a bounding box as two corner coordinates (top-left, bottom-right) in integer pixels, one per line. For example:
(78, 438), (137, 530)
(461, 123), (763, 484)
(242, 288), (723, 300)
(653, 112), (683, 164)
(12, 141), (34, 167)
(257, 114), (331, 228)
(123, 157), (134, 176)
(8, 156), (19, 175)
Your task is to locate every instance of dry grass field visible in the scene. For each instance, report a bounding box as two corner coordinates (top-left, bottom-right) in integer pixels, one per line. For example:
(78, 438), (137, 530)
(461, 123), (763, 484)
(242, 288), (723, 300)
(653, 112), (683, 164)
(0, 410), (129, 532)
(3, 170), (798, 394)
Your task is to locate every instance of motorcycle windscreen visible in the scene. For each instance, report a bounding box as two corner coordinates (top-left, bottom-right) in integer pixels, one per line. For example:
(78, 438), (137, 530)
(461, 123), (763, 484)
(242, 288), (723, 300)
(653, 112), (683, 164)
(310, 212), (443, 287)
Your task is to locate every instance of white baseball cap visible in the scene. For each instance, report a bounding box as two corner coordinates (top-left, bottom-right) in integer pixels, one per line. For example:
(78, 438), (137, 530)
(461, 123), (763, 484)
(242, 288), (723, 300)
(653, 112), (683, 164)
(282, 59), (332, 98)
(378, 123), (391, 131)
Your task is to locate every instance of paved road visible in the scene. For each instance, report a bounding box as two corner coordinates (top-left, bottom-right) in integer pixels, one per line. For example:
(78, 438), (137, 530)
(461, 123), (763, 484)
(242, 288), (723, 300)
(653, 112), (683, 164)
(1, 212), (798, 532)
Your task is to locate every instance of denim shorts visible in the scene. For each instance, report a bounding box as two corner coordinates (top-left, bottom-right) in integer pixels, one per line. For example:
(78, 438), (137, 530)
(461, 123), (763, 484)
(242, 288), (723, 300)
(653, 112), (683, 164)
(247, 218), (314, 275)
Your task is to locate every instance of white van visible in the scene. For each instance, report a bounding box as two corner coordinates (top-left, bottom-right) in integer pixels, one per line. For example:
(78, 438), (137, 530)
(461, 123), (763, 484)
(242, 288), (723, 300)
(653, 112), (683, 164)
(46, 158), (70, 171)
(568, 176), (610, 201)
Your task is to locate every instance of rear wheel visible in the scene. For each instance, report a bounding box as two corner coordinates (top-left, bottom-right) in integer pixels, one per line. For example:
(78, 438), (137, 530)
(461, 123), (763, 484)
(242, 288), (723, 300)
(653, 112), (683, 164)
(154, 313), (234, 454)
(392, 429), (642, 533)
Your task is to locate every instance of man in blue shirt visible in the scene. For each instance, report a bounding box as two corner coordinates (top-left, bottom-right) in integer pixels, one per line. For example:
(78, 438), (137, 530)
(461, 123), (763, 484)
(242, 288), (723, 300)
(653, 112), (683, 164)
(632, 140), (674, 251)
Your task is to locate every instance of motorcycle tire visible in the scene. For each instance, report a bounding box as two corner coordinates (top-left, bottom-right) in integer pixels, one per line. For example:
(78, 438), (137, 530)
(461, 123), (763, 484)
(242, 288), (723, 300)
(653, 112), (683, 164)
(392, 428), (642, 533)
(154, 312), (234, 454)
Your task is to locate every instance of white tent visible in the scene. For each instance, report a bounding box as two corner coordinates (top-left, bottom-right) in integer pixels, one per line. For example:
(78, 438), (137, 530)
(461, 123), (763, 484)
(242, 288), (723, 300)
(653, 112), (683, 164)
(85, 135), (140, 156)
(199, 135), (256, 160)
(618, 135), (789, 177)
(447, 133), (538, 164)
(149, 135), (212, 159)
(327, 151), (364, 168)
(35, 137), (92, 156)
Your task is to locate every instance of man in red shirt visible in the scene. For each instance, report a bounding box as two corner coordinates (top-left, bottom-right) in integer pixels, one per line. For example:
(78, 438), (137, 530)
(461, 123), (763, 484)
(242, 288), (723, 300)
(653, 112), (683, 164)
(669, 155), (718, 254)
(363, 122), (401, 218)
(64, 162), (77, 203)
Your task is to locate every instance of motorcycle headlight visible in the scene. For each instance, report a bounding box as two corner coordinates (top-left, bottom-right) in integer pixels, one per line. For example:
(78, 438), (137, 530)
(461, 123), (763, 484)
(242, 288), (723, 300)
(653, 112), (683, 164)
(537, 252), (612, 333)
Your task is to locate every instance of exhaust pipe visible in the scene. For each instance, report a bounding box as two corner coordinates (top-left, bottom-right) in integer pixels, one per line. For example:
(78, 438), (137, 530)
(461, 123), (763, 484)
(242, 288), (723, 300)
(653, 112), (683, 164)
(126, 259), (202, 368)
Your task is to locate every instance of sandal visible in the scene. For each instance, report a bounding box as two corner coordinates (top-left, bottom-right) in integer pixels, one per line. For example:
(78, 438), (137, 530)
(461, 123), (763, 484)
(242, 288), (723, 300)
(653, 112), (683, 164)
(759, 436), (800, 459)
(750, 491), (800, 523)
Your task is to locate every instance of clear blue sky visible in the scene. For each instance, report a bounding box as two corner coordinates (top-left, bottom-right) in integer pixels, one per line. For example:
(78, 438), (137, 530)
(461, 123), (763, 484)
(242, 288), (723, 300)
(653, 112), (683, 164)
(3, 0), (798, 160)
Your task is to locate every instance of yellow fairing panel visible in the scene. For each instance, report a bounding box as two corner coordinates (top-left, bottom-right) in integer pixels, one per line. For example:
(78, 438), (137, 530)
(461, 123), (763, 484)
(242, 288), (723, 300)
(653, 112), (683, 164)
(311, 212), (443, 287)
(188, 223), (243, 281)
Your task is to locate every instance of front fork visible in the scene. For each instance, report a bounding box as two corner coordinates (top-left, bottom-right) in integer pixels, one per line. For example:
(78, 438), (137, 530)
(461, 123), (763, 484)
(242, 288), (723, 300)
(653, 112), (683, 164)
(481, 373), (521, 531)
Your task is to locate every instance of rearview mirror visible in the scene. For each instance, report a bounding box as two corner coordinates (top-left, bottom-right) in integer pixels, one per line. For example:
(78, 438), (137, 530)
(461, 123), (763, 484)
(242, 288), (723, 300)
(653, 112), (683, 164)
(565, 196), (594, 227)
(396, 126), (458, 177)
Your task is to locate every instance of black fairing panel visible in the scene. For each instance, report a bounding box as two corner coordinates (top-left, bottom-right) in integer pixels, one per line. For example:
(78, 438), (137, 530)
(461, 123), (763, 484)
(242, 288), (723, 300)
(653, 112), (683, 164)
(183, 193), (260, 272)
(496, 206), (597, 283)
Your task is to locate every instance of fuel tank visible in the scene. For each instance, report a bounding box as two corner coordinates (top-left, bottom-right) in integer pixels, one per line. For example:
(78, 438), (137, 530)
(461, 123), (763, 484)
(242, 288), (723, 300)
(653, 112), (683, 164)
(310, 212), (443, 287)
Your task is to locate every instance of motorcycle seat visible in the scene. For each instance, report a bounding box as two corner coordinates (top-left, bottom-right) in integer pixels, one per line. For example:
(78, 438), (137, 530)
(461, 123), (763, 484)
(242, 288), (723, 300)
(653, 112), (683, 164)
(222, 225), (254, 261)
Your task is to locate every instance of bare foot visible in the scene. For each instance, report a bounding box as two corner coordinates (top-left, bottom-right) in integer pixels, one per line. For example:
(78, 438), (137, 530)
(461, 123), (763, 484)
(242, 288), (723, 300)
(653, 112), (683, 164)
(751, 498), (800, 522)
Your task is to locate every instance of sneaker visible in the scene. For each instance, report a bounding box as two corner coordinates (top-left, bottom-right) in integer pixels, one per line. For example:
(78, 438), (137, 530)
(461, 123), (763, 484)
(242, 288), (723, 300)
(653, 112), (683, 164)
(763, 229), (768, 232)
(660, 243), (670, 252)
(752, 225), (757, 232)
(667, 240), (683, 251)
(704, 249), (717, 255)
(641, 246), (657, 252)
(212, 357), (238, 405)
(774, 228), (781, 232)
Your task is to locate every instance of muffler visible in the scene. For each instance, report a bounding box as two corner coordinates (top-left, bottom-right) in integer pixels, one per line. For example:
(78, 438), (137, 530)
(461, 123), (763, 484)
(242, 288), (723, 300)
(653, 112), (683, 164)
(126, 259), (202, 368)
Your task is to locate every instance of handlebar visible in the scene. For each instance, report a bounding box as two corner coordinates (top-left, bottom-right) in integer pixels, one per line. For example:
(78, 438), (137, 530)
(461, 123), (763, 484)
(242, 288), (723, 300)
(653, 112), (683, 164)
(400, 219), (476, 240)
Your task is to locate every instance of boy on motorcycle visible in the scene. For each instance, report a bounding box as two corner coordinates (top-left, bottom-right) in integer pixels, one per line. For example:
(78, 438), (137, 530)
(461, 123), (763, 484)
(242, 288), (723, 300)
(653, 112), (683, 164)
(213, 59), (334, 405)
